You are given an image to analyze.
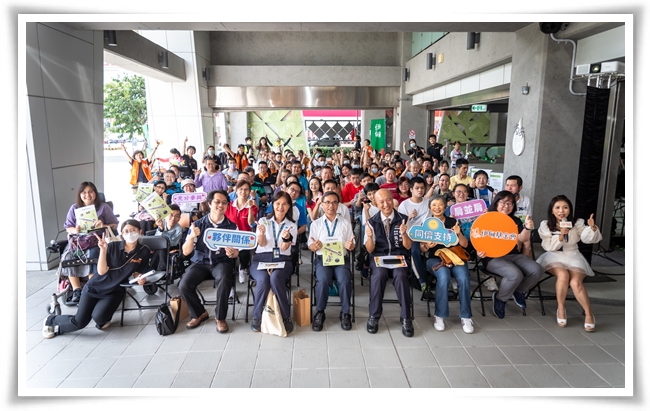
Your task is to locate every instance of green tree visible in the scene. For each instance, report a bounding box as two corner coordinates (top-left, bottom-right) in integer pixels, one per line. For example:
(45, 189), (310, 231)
(103, 74), (147, 139)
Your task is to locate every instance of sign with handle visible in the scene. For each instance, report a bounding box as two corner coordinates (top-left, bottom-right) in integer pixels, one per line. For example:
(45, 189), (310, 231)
(203, 228), (258, 251)
(469, 212), (518, 258)
(449, 199), (487, 219)
(172, 192), (207, 205)
(407, 217), (459, 247)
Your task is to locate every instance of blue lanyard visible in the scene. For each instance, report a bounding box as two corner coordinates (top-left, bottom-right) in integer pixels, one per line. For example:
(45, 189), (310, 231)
(324, 218), (338, 237)
(271, 221), (285, 248)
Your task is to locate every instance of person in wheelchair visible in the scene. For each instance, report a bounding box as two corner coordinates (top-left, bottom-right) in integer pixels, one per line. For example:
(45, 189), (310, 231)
(178, 190), (240, 334)
(308, 191), (356, 332)
(63, 181), (119, 303)
(423, 195), (474, 334)
(364, 188), (414, 337)
(43, 220), (151, 338)
(149, 204), (183, 272)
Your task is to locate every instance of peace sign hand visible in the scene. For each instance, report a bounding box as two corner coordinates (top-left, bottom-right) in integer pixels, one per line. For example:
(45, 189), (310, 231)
(94, 232), (107, 251)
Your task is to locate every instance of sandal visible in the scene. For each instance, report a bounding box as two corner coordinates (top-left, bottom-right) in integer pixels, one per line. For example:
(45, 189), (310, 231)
(584, 315), (595, 332)
(556, 309), (567, 328)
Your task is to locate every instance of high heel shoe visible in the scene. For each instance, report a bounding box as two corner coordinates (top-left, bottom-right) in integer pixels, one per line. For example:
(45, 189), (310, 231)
(584, 315), (595, 332)
(556, 309), (567, 328)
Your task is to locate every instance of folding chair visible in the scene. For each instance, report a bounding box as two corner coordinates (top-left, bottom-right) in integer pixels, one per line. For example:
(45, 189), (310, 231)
(309, 250), (356, 322)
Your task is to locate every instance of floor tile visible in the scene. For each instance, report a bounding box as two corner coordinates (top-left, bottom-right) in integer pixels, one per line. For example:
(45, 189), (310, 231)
(465, 346), (511, 366)
(293, 348), (329, 369)
(422, 329), (462, 347)
(499, 346), (547, 365)
(329, 368), (369, 388)
(121, 337), (164, 357)
(582, 331), (625, 346)
(218, 350), (258, 370)
(479, 365), (530, 387)
(517, 329), (561, 346)
(503, 315), (544, 329)
(431, 347), (474, 366)
(224, 332), (263, 351)
(544, 328), (596, 345)
(190, 333), (228, 352)
(396, 346), (438, 368)
(363, 347), (401, 368)
(566, 344), (619, 364)
(142, 352), (188, 374)
(367, 367), (409, 388)
(403, 367), (450, 388)
(328, 347), (365, 368)
(260, 333), (295, 349)
(327, 331), (361, 349)
(172, 371), (216, 388)
(551, 364), (610, 387)
(358, 330), (396, 348)
(180, 351), (223, 372)
(588, 363), (626, 387)
(26, 378), (64, 388)
(291, 368), (330, 388)
(533, 345), (583, 365)
(29, 358), (83, 381)
(442, 366), (490, 388)
(66, 357), (117, 379)
(95, 375), (138, 388)
(132, 372), (176, 388)
(251, 369), (291, 388)
(293, 332), (328, 350)
(87, 339), (131, 358)
(57, 378), (100, 388)
(211, 369), (253, 388)
(255, 349), (293, 369)
(155, 335), (198, 354)
(104, 355), (152, 377)
(599, 344), (625, 363)
(515, 364), (570, 388)
(485, 330), (528, 346)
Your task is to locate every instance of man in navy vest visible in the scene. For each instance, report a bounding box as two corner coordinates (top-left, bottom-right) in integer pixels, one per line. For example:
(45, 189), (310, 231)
(364, 189), (414, 337)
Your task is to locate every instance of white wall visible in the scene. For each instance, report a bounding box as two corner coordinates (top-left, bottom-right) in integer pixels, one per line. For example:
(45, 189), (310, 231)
(26, 23), (105, 270)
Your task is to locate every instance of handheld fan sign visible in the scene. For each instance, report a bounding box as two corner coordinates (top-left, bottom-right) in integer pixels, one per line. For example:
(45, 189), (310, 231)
(469, 212), (518, 258)
(203, 228), (258, 251)
(407, 217), (459, 247)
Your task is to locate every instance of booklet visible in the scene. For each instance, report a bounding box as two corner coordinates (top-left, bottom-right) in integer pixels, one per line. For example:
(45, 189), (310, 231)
(129, 270), (157, 284)
(141, 191), (172, 221)
(374, 255), (407, 269)
(74, 205), (97, 232)
(322, 237), (345, 266)
(135, 183), (153, 203)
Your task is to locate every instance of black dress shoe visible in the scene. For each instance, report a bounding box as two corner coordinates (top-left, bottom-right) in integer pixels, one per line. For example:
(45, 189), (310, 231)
(340, 312), (352, 331)
(367, 316), (379, 334)
(284, 318), (294, 334)
(71, 288), (82, 303)
(401, 318), (414, 337)
(250, 318), (261, 332)
(312, 311), (325, 332)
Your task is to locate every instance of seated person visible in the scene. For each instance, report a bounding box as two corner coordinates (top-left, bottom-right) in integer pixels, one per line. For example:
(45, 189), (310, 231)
(195, 158), (228, 193)
(43, 220), (151, 338)
(403, 160), (423, 179)
(249, 192), (298, 334)
(423, 195), (474, 334)
(225, 180), (258, 283)
(379, 168), (398, 195)
(224, 157), (240, 187)
(310, 179), (351, 223)
(364, 189), (414, 337)
(62, 181), (119, 303)
(449, 159), (472, 191)
(163, 170), (183, 200)
(471, 170), (495, 207)
(178, 190), (240, 334)
(150, 204), (183, 271)
(307, 191), (356, 332)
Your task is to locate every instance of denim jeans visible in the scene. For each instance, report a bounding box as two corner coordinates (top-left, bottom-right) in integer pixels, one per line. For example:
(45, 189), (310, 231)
(426, 257), (472, 319)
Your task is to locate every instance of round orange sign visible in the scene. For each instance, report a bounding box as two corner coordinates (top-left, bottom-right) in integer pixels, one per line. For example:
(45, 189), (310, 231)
(469, 212), (519, 258)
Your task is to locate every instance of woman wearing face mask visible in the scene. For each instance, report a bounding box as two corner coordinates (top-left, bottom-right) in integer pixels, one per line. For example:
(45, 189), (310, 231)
(43, 220), (152, 338)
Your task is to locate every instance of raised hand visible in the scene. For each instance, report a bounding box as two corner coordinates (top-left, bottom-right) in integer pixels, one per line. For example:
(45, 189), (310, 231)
(524, 214), (534, 230)
(310, 237), (323, 252)
(189, 223), (200, 239)
(94, 232), (107, 251)
(258, 224), (266, 236)
(399, 220), (408, 236)
(452, 221), (461, 235)
(365, 226), (373, 239)
(345, 237), (355, 251)
(409, 209), (418, 219)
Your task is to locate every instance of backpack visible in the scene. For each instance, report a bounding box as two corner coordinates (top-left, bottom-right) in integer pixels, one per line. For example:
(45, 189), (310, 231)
(155, 301), (180, 336)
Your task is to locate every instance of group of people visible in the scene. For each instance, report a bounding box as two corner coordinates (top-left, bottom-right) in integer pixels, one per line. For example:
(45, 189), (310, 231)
(43, 132), (603, 340)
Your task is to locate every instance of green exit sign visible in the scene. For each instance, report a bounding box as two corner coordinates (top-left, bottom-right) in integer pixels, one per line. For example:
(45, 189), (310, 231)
(470, 104), (488, 113)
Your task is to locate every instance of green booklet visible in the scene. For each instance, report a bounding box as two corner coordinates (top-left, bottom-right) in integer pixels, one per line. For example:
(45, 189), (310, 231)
(135, 183), (153, 203)
(74, 205), (97, 232)
(322, 237), (344, 266)
(141, 191), (172, 221)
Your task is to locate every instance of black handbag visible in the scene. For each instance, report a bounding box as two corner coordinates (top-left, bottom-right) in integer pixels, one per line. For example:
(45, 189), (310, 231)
(155, 301), (181, 336)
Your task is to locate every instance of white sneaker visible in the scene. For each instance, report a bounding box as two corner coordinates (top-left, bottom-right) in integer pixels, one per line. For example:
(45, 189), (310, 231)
(461, 318), (474, 334)
(229, 287), (235, 298)
(450, 278), (458, 291)
(42, 316), (56, 339)
(484, 277), (499, 291)
(238, 268), (247, 284)
(433, 316), (445, 331)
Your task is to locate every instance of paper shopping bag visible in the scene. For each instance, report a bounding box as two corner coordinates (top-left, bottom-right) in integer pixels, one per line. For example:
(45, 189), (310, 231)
(261, 290), (287, 337)
(170, 296), (189, 322)
(292, 288), (311, 327)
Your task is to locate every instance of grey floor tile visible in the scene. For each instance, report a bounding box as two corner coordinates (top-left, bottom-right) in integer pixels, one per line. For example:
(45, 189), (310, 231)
(87, 338), (131, 358)
(95, 375), (138, 388)
(367, 367), (409, 388)
(260, 333), (295, 349)
(26, 378), (64, 388)
(29, 358), (83, 381)
(485, 330), (528, 346)
(515, 364), (570, 388)
(132, 372), (176, 388)
(499, 346), (547, 365)
(66, 357), (117, 379)
(329, 368), (369, 388)
(422, 329), (462, 347)
(363, 347), (401, 368)
(479, 365), (530, 387)
(156, 335), (198, 354)
(190, 333), (228, 352)
(218, 350), (258, 370)
(396, 346), (438, 368)
(104, 355), (152, 377)
(582, 330), (625, 346)
(431, 346), (474, 366)
(471, 314), (514, 330)
(211, 369), (254, 388)
(391, 333), (429, 348)
(224, 332), (263, 351)
(545, 328), (597, 345)
(291, 368), (330, 388)
(551, 364), (610, 388)
(180, 351), (222, 372)
(442, 366), (490, 388)
(566, 345), (619, 364)
(251, 368), (291, 388)
(54, 340), (102, 361)
(143, 352), (188, 374)
(57, 378), (100, 388)
(255, 348), (293, 369)
(327, 331), (361, 349)
(454, 329), (496, 347)
(121, 337), (164, 357)
(600, 344), (625, 364)
(358, 330), (396, 348)
(517, 329), (561, 346)
(588, 363), (626, 387)
(504, 315), (544, 329)
(329, 347), (366, 368)
(293, 348), (329, 369)
(293, 331), (328, 350)
(533, 345), (584, 365)
(404, 367), (450, 388)
(172, 371), (216, 388)
(102, 324), (145, 341)
(466, 346), (511, 366)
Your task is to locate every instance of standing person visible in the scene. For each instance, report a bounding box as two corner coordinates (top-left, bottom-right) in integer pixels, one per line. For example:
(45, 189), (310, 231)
(255, 136), (272, 156)
(505, 175), (534, 258)
(308, 191), (356, 331)
(449, 141), (464, 174)
(43, 220), (151, 338)
(403, 138), (425, 160)
(249, 192), (298, 334)
(398, 177), (430, 290)
(536, 195), (602, 331)
(379, 168), (398, 195)
(225, 180), (258, 284)
(178, 190), (240, 333)
(449, 159), (472, 191)
(121, 140), (160, 186)
(364, 189), (414, 337)
(423, 195), (474, 333)
(393, 176), (411, 207)
(194, 158), (228, 193)
(481, 191), (545, 319)
(427, 134), (444, 164)
(341, 168), (364, 208)
(305, 177), (323, 221)
(181, 137), (198, 175)
(224, 144), (249, 171)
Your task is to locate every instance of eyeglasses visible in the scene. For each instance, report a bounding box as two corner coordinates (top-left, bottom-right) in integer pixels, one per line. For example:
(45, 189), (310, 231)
(322, 201), (339, 206)
(212, 200), (229, 206)
(499, 201), (515, 207)
(287, 188), (299, 193)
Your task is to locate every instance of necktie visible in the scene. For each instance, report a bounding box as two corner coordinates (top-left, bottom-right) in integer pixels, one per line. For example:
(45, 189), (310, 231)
(384, 218), (392, 238)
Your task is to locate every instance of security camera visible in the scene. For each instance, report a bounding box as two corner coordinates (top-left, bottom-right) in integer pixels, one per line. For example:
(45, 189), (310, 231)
(539, 22), (565, 34)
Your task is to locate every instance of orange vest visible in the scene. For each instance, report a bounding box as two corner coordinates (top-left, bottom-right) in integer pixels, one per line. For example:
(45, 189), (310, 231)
(130, 160), (153, 186)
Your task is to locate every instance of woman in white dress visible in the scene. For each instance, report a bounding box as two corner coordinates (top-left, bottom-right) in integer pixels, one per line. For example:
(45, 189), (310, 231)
(536, 195), (602, 332)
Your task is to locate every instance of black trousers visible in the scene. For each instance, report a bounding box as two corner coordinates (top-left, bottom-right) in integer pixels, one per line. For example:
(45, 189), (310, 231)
(177, 260), (234, 321)
(47, 289), (123, 334)
(368, 258), (412, 320)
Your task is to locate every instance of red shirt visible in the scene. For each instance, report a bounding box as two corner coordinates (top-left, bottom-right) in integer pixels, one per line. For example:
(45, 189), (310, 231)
(380, 182), (398, 195)
(225, 202), (258, 232)
(341, 182), (363, 204)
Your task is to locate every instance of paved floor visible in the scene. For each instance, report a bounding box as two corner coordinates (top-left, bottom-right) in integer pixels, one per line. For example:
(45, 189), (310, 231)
(23, 247), (628, 391)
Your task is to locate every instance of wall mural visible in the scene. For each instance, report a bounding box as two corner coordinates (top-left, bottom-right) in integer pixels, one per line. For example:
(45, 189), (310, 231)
(438, 110), (491, 144)
(247, 110), (308, 154)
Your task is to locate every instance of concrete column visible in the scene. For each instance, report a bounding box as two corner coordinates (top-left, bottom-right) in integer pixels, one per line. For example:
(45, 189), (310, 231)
(361, 109), (386, 149)
(26, 23), (104, 270)
(504, 24), (587, 223)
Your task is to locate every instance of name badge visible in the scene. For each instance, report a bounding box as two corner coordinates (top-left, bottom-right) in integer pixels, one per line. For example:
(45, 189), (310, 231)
(273, 247), (281, 261)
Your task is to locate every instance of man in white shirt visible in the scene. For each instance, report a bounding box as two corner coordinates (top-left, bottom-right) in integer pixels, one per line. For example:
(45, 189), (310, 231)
(505, 175), (533, 258)
(308, 191), (356, 332)
(397, 177), (431, 290)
